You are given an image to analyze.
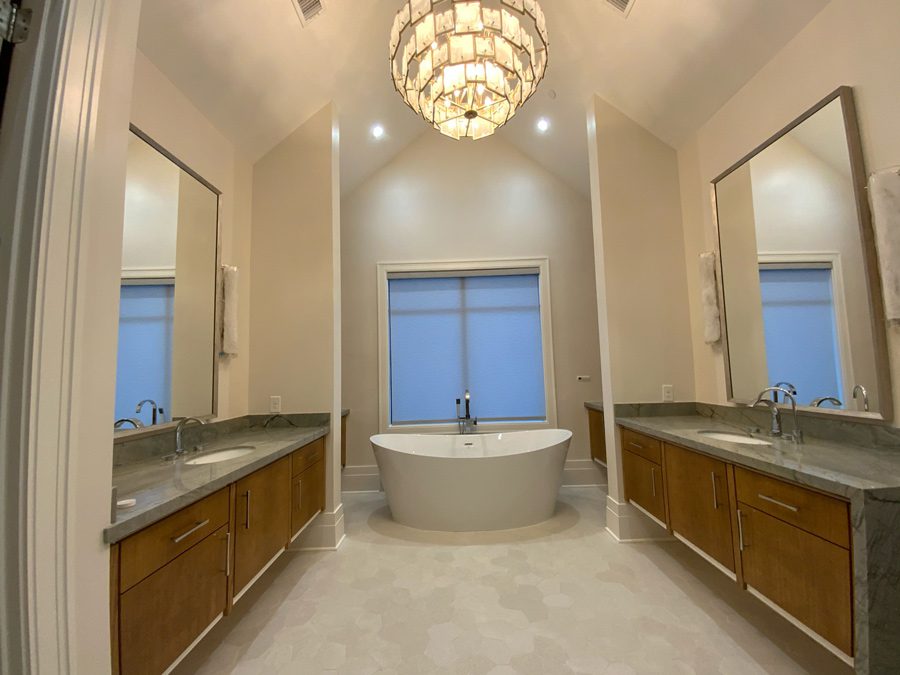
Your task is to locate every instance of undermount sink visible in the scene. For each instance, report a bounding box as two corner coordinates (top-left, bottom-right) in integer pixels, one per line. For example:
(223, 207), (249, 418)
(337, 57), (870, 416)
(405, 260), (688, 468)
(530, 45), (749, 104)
(184, 446), (256, 465)
(697, 430), (772, 446)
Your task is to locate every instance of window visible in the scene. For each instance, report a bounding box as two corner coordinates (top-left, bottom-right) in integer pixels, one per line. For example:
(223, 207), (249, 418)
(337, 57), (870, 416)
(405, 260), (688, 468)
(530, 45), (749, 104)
(759, 265), (845, 401)
(379, 260), (556, 430)
(115, 283), (174, 423)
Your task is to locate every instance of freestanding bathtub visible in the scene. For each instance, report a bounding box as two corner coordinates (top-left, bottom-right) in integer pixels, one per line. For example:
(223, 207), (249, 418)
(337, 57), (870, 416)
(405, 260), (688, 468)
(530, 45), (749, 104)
(370, 429), (572, 532)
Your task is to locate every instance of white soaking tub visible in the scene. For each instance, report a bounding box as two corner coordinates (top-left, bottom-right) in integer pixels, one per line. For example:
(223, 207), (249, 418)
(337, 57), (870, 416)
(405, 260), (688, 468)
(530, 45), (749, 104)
(370, 429), (572, 532)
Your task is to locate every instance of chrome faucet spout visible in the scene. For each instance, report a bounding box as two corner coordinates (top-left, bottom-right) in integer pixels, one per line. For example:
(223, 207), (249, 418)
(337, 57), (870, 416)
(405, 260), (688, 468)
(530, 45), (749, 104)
(456, 391), (477, 434)
(114, 418), (144, 430)
(175, 417), (206, 455)
(811, 396), (843, 408)
(136, 399), (163, 425)
(751, 386), (803, 444)
(852, 384), (870, 412)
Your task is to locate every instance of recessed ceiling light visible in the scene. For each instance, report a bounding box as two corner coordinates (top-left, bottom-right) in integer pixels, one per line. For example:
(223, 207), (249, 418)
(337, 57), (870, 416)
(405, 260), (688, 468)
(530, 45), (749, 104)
(371, 124), (385, 139)
(536, 118), (550, 133)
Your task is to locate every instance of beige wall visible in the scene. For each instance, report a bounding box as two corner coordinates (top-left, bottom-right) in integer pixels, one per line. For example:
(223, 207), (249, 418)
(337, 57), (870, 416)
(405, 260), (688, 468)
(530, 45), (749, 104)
(678, 0), (900, 419)
(341, 132), (603, 468)
(248, 104), (342, 515)
(130, 50), (253, 419)
(171, 172), (219, 417)
(587, 95), (694, 524)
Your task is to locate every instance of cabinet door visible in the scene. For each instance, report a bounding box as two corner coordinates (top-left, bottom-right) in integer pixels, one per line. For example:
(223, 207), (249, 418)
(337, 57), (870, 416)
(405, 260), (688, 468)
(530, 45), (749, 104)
(588, 409), (606, 464)
(233, 456), (291, 595)
(739, 503), (853, 656)
(119, 526), (229, 675)
(664, 443), (734, 571)
(292, 459), (326, 537)
(622, 450), (666, 524)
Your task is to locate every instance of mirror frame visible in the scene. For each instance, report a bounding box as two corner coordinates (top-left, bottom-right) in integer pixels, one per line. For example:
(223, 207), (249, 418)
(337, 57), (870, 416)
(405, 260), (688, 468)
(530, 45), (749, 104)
(710, 86), (893, 422)
(115, 124), (224, 435)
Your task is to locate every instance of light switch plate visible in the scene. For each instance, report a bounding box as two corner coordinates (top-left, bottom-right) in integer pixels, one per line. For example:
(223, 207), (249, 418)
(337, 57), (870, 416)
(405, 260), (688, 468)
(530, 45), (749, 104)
(662, 384), (674, 402)
(270, 395), (282, 413)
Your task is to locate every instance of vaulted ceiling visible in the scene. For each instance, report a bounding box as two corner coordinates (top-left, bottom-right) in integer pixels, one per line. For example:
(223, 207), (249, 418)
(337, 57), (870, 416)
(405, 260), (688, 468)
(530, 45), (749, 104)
(137, 0), (829, 195)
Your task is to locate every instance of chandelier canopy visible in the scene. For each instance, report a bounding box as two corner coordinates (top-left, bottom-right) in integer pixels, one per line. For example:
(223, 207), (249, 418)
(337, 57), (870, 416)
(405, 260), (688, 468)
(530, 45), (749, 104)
(390, 0), (549, 141)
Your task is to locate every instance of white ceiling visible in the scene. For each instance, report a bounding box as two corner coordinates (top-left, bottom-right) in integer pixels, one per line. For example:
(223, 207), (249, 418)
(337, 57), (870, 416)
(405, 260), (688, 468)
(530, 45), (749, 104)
(137, 0), (830, 196)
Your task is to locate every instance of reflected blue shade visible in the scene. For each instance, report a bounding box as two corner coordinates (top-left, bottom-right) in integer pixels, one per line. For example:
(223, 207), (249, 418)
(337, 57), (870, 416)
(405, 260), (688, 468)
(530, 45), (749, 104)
(388, 274), (546, 424)
(759, 267), (843, 402)
(115, 284), (174, 424)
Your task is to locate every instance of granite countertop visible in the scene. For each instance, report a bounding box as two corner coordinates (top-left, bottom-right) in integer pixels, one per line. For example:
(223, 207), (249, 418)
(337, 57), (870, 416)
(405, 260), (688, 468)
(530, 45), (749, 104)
(616, 415), (900, 500)
(106, 425), (328, 543)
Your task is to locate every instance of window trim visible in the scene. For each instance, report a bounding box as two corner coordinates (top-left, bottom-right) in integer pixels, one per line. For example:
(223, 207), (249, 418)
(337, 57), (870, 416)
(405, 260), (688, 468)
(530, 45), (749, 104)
(377, 257), (558, 434)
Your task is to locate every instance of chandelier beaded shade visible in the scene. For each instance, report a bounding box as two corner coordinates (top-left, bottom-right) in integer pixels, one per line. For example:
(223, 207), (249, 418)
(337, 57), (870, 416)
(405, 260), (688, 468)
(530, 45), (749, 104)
(390, 0), (549, 140)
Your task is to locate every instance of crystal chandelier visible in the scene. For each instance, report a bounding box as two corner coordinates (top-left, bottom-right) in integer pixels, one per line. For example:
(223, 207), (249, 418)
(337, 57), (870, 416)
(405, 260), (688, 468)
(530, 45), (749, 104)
(390, 0), (549, 140)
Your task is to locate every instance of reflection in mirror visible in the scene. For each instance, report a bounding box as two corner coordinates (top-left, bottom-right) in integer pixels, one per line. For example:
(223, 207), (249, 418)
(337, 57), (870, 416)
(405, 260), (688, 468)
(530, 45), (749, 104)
(115, 130), (220, 429)
(715, 90), (886, 415)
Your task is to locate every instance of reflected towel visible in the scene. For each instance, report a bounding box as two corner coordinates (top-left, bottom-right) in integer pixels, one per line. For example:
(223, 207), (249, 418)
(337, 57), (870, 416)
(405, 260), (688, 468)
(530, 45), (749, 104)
(869, 167), (900, 325)
(699, 252), (721, 344)
(222, 265), (239, 355)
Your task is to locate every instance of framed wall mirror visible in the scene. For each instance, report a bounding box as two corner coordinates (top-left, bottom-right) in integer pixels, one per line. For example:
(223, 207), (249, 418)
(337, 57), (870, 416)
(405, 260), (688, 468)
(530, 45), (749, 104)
(713, 87), (892, 420)
(114, 126), (221, 431)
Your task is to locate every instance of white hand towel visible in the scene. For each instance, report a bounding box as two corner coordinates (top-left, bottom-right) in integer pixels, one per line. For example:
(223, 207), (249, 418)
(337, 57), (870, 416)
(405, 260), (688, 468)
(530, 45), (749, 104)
(222, 265), (239, 355)
(869, 167), (900, 325)
(699, 252), (722, 344)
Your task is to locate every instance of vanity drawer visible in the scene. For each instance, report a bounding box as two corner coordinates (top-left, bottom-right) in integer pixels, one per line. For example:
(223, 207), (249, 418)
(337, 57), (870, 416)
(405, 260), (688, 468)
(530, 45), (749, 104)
(734, 467), (849, 549)
(620, 428), (662, 464)
(119, 488), (230, 592)
(292, 437), (325, 477)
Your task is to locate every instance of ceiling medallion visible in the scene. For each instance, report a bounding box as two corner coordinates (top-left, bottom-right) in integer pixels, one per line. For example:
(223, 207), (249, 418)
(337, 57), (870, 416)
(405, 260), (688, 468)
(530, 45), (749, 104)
(389, 0), (550, 140)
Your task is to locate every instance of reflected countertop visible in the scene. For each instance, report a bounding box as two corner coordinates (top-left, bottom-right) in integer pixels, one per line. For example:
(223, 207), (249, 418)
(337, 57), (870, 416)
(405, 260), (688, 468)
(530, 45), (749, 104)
(616, 415), (900, 500)
(106, 425), (328, 544)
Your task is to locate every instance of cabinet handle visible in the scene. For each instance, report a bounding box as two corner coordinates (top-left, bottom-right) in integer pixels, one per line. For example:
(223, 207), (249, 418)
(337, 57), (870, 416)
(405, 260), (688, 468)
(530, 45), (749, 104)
(650, 467), (657, 497)
(224, 531), (231, 577)
(628, 442), (644, 450)
(245, 490), (252, 529)
(737, 509), (747, 551)
(757, 493), (798, 512)
(171, 519), (210, 544)
(711, 472), (719, 510)
(297, 481), (302, 510)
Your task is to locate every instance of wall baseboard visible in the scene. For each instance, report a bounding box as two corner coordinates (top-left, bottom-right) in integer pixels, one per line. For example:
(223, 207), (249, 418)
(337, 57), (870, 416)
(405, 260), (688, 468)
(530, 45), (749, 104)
(290, 503), (346, 550)
(341, 459), (606, 494)
(604, 494), (674, 542)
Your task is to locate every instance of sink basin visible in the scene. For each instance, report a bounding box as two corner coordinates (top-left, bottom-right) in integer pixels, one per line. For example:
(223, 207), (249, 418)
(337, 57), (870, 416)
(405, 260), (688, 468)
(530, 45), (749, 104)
(184, 446), (255, 465)
(697, 430), (772, 446)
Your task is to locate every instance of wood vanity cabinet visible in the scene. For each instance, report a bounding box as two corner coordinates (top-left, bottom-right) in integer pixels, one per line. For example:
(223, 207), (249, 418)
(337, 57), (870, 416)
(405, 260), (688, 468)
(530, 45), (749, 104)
(233, 456), (292, 596)
(621, 429), (666, 524)
(588, 408), (606, 464)
(664, 443), (734, 571)
(291, 437), (326, 537)
(735, 468), (853, 655)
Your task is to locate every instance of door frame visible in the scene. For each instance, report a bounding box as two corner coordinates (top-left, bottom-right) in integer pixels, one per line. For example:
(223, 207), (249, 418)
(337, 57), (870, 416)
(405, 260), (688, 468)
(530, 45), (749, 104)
(0, 1), (141, 672)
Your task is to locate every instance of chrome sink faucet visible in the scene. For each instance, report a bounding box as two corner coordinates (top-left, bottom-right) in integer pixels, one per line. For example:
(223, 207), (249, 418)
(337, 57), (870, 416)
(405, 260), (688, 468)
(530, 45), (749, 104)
(456, 390), (478, 435)
(772, 382), (797, 404)
(114, 418), (143, 430)
(811, 396), (843, 408)
(752, 386), (803, 444)
(853, 384), (870, 412)
(136, 399), (163, 425)
(175, 417), (206, 455)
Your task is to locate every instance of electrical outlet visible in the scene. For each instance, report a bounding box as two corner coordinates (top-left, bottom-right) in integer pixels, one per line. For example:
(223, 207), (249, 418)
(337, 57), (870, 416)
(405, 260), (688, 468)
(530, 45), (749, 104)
(577, 375), (592, 382)
(269, 395), (282, 413)
(662, 384), (674, 402)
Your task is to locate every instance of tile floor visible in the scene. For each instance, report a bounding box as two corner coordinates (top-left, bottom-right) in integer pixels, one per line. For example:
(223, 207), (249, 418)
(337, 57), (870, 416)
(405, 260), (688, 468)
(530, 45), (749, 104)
(175, 487), (852, 674)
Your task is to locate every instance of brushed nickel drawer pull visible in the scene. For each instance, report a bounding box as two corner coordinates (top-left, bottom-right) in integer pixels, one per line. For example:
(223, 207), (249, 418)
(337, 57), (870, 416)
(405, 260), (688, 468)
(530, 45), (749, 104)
(245, 490), (252, 529)
(172, 519), (210, 544)
(628, 441), (644, 450)
(737, 509), (747, 551)
(650, 467), (657, 497)
(711, 472), (719, 510)
(225, 531), (231, 577)
(757, 493), (799, 512)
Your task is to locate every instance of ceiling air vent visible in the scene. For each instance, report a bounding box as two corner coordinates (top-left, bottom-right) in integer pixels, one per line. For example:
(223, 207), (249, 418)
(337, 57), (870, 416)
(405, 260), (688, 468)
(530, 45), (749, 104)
(605, 0), (636, 16)
(292, 0), (324, 26)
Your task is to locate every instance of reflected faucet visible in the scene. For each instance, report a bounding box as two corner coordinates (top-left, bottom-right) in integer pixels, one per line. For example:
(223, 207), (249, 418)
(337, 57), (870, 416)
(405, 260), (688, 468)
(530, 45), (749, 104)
(114, 418), (144, 430)
(772, 382), (797, 404)
(175, 417), (206, 455)
(811, 396), (843, 408)
(752, 387), (803, 444)
(852, 385), (870, 412)
(136, 399), (164, 425)
(456, 390), (478, 435)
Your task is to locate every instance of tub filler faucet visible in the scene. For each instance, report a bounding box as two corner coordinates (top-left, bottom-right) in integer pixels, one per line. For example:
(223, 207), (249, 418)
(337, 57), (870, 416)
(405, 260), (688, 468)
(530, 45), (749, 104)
(456, 390), (478, 434)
